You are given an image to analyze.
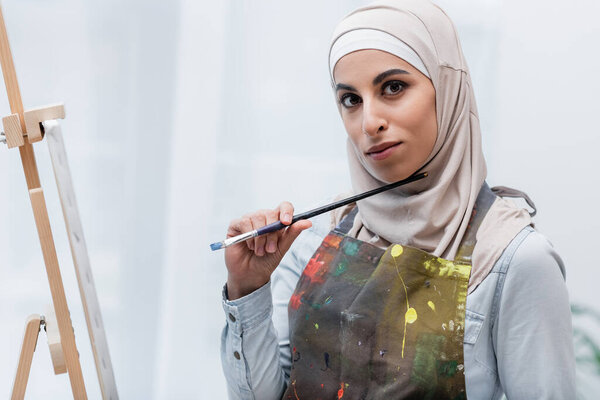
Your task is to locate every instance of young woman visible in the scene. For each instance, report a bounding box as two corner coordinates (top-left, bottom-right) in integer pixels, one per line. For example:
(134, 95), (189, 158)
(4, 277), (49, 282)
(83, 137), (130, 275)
(220, 0), (576, 398)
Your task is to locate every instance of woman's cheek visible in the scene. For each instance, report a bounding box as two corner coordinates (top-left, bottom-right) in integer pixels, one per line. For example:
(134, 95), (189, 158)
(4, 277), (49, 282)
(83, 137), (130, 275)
(344, 121), (362, 147)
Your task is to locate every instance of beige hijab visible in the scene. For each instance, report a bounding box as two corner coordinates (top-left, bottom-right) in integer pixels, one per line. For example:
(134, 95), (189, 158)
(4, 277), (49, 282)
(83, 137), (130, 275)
(329, 0), (532, 294)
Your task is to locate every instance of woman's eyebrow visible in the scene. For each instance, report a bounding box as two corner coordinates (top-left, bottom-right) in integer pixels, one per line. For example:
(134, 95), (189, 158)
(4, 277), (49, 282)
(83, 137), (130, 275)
(335, 83), (356, 92)
(335, 68), (410, 92)
(373, 68), (409, 85)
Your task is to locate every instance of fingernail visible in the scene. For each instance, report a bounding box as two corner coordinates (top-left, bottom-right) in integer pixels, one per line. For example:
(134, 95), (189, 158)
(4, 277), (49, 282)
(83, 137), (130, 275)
(283, 213), (291, 223)
(267, 241), (276, 253)
(257, 246), (264, 256)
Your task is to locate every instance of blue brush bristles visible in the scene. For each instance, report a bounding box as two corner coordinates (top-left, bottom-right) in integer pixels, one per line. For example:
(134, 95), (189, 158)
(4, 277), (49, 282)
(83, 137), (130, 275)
(210, 242), (224, 251)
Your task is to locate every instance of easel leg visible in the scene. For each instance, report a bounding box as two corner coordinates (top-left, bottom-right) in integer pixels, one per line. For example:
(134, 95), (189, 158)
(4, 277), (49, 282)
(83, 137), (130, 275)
(11, 314), (41, 400)
(29, 188), (87, 398)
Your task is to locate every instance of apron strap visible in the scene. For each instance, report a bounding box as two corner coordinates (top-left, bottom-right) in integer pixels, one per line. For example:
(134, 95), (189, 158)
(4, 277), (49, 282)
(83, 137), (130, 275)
(490, 185), (537, 217)
(334, 206), (359, 235)
(454, 181), (497, 263)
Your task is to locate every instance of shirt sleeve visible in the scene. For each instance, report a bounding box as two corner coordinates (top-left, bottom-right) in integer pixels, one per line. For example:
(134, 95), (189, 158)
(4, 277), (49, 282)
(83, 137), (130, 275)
(221, 280), (289, 400)
(494, 230), (576, 399)
(220, 211), (330, 400)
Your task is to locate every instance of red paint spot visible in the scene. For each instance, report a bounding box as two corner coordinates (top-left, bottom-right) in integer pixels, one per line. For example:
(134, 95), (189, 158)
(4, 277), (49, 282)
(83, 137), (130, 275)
(289, 291), (304, 309)
(321, 384), (324, 389)
(303, 254), (327, 284)
(337, 382), (344, 399)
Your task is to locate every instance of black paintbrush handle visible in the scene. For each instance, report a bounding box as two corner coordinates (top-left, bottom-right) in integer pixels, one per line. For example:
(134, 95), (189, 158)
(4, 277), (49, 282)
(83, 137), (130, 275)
(256, 221), (287, 236)
(254, 172), (427, 237)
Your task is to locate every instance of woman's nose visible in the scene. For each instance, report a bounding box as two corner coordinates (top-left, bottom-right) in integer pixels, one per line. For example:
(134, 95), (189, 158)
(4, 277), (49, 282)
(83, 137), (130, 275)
(361, 100), (388, 136)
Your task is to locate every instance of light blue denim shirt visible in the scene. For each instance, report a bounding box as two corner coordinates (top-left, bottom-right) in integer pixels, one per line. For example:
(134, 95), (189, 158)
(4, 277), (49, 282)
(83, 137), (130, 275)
(220, 210), (576, 399)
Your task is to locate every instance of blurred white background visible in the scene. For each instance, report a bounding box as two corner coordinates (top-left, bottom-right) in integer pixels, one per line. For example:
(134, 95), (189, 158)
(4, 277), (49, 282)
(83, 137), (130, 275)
(0, 0), (597, 398)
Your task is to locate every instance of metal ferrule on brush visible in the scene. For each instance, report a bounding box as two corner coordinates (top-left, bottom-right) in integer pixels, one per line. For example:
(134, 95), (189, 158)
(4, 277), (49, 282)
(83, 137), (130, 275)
(211, 229), (257, 250)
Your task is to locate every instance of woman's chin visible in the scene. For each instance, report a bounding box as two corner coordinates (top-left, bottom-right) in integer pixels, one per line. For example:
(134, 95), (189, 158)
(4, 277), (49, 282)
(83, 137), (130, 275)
(368, 168), (413, 184)
(360, 155), (420, 184)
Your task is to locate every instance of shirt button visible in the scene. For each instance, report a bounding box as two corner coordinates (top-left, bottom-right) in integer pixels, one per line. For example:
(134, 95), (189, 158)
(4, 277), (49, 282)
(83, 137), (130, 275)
(233, 351), (241, 360)
(228, 313), (236, 322)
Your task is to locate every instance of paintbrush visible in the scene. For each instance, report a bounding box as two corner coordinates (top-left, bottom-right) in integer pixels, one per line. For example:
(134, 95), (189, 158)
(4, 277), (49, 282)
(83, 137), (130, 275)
(209, 171), (428, 251)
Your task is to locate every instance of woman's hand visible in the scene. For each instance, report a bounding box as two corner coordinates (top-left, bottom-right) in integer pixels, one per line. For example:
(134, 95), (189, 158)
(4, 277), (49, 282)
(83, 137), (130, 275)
(225, 201), (312, 300)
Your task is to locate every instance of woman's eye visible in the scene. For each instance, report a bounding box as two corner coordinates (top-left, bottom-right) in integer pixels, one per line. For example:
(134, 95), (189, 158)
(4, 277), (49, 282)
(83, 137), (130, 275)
(383, 80), (406, 95)
(340, 93), (362, 108)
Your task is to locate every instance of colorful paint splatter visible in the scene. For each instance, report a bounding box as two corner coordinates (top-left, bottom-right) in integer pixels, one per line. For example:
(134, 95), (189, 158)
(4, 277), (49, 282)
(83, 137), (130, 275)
(284, 230), (471, 399)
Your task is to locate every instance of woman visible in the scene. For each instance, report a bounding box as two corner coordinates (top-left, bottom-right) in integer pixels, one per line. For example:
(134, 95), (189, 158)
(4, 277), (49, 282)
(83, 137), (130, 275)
(220, 0), (576, 398)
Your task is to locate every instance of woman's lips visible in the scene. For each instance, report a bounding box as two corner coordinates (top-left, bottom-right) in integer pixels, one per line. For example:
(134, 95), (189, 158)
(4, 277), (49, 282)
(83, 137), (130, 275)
(366, 142), (402, 161)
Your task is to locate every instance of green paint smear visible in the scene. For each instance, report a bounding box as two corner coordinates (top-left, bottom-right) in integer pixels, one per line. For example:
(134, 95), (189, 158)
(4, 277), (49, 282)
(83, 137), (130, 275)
(343, 241), (360, 256)
(410, 333), (446, 398)
(304, 296), (333, 310)
(334, 262), (348, 276)
(452, 392), (467, 400)
(437, 360), (458, 377)
(343, 276), (370, 286)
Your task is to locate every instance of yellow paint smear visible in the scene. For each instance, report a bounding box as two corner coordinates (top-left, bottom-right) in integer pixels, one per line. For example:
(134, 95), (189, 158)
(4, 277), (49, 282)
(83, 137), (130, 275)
(391, 244), (404, 258)
(405, 307), (417, 324)
(427, 301), (436, 311)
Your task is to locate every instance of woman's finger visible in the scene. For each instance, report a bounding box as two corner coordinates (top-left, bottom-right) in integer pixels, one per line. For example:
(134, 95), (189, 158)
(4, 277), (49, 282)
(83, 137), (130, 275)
(250, 212), (267, 256)
(278, 219), (312, 254)
(277, 201), (294, 225)
(227, 217), (254, 251)
(264, 209), (280, 254)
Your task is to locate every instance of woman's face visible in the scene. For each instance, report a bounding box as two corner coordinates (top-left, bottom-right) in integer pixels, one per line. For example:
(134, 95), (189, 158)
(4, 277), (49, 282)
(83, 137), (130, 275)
(333, 49), (438, 183)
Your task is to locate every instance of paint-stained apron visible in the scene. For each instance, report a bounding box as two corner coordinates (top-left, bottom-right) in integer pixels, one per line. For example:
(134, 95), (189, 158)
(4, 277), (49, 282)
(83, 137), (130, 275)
(283, 183), (496, 400)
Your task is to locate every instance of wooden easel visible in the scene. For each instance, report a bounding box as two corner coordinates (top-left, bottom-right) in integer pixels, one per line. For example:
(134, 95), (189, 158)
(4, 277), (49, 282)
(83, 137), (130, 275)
(0, 4), (118, 399)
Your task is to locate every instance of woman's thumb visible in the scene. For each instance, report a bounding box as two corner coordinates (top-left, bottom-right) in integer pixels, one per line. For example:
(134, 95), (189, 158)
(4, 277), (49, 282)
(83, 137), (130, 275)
(277, 220), (312, 254)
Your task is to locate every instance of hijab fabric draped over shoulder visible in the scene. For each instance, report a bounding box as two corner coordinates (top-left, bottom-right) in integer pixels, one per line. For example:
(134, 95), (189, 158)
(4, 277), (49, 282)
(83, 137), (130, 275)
(328, 0), (531, 293)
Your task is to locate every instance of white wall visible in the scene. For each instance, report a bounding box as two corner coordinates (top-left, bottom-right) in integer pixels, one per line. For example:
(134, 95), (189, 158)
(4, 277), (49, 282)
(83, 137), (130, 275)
(490, 0), (600, 393)
(491, 0), (600, 306)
